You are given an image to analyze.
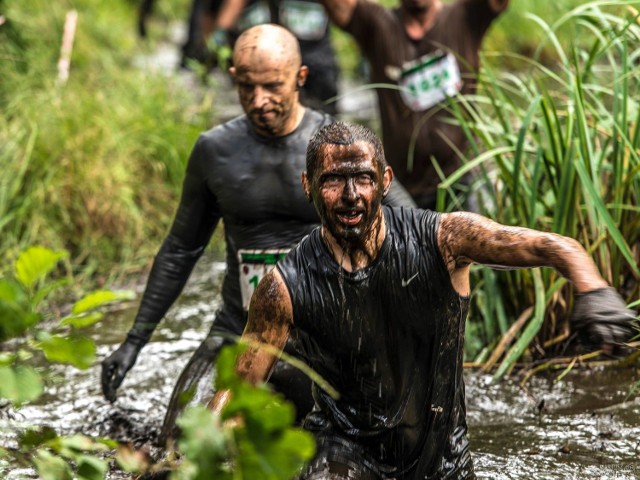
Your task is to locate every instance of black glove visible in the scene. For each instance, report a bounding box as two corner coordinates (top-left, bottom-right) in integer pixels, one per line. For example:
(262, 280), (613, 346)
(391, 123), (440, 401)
(571, 287), (639, 353)
(101, 331), (147, 402)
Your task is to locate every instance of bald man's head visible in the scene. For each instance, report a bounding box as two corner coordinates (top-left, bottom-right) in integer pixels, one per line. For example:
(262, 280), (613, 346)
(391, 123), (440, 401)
(229, 24), (308, 138)
(233, 24), (302, 73)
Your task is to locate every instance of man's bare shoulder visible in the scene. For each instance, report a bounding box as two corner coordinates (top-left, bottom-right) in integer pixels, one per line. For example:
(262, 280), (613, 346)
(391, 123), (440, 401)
(247, 269), (294, 330)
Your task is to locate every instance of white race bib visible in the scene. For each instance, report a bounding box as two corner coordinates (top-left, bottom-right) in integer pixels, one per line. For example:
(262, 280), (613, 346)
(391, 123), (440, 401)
(238, 1), (271, 31)
(398, 51), (462, 111)
(238, 248), (290, 311)
(280, 1), (328, 41)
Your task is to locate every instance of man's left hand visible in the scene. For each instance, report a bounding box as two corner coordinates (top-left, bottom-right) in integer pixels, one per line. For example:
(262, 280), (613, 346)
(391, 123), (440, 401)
(571, 287), (640, 354)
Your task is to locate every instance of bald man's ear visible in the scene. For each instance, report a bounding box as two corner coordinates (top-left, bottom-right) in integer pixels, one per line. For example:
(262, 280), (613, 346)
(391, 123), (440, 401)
(229, 66), (236, 79)
(297, 65), (309, 89)
(301, 171), (312, 202)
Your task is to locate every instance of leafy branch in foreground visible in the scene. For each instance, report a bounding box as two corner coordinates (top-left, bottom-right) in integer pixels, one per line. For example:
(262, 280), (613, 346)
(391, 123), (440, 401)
(0, 245), (135, 479)
(0, 245), (135, 405)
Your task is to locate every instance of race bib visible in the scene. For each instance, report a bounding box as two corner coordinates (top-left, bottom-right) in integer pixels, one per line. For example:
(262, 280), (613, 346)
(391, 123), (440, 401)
(398, 51), (462, 111)
(280, 1), (328, 41)
(238, 249), (290, 311)
(237, 1), (271, 31)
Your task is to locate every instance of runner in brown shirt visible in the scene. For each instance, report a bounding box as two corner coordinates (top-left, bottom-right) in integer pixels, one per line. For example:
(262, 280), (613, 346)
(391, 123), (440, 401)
(321, 0), (509, 209)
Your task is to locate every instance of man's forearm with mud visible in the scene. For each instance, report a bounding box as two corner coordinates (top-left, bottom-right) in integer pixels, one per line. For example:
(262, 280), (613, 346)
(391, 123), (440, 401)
(438, 212), (608, 293)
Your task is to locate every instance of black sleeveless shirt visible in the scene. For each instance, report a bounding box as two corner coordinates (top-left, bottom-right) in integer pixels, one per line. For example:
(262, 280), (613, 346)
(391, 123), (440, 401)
(277, 206), (472, 478)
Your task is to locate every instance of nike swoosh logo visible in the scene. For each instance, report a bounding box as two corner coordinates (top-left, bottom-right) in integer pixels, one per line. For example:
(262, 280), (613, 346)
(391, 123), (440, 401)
(402, 272), (419, 287)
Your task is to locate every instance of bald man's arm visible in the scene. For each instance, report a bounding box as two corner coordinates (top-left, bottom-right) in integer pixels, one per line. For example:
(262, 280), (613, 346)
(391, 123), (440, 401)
(320, 0), (358, 28)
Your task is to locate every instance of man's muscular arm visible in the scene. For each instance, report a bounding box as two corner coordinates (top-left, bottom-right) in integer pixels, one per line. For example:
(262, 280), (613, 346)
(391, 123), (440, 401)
(320, 0), (357, 28)
(437, 212), (639, 351)
(209, 269), (294, 413)
(437, 212), (607, 295)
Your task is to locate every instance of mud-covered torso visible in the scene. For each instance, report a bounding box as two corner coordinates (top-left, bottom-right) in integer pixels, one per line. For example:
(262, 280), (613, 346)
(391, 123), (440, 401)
(278, 206), (471, 477)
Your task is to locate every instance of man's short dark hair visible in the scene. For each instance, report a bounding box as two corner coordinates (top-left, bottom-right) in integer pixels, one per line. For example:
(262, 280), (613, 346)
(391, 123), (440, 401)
(306, 122), (387, 179)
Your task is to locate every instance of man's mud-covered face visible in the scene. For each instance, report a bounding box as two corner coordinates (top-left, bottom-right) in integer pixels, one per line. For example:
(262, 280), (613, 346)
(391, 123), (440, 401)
(231, 55), (303, 137)
(307, 142), (391, 242)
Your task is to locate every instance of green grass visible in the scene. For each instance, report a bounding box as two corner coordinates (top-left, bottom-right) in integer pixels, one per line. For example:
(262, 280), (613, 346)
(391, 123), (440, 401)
(1, 0), (213, 284)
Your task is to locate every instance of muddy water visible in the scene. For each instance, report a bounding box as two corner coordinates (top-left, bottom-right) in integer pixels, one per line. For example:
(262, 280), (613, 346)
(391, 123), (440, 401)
(3, 252), (639, 479)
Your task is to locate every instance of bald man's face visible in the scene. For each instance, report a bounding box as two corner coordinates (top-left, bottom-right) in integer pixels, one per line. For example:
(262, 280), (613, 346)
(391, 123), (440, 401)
(230, 48), (306, 137)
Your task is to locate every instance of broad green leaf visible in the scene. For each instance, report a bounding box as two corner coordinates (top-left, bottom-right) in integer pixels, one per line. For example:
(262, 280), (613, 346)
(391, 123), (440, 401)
(0, 279), (38, 341)
(71, 289), (135, 315)
(236, 428), (315, 479)
(95, 437), (119, 449)
(214, 342), (245, 391)
(176, 406), (228, 460)
(19, 427), (58, 451)
(60, 312), (104, 329)
(38, 335), (96, 369)
(76, 455), (108, 480)
(33, 449), (73, 480)
(0, 365), (43, 405)
(176, 406), (231, 479)
(0, 353), (17, 367)
(0, 303), (39, 342)
(15, 246), (67, 290)
(0, 278), (26, 305)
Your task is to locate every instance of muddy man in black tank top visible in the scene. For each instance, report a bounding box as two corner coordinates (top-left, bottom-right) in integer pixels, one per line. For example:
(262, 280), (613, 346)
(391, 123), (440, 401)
(209, 122), (638, 479)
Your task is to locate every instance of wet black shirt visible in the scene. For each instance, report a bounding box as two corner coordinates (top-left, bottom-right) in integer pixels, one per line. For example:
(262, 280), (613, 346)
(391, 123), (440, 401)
(277, 206), (471, 478)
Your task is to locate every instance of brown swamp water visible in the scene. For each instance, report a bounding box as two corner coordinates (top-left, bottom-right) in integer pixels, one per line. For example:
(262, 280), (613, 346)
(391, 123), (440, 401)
(2, 252), (639, 479)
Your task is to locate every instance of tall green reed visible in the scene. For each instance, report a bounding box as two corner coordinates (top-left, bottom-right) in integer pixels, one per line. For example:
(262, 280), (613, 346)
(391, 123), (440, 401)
(441, 1), (640, 375)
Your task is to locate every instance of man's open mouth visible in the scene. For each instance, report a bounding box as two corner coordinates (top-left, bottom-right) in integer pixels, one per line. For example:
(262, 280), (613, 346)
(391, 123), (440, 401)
(337, 209), (364, 226)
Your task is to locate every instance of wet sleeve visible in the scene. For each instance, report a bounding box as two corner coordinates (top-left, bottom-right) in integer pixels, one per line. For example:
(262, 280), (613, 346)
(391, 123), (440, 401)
(128, 136), (222, 344)
(383, 179), (417, 208)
